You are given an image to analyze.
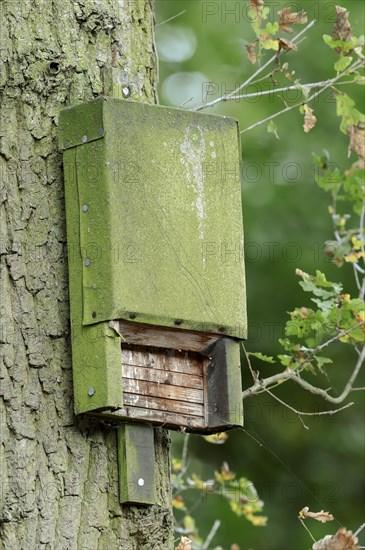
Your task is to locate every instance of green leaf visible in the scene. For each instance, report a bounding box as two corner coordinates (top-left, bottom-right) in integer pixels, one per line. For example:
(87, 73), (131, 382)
(323, 34), (363, 55)
(278, 354), (291, 367)
(334, 56), (353, 73)
(267, 120), (279, 139)
(263, 21), (279, 36)
(248, 352), (276, 364)
(336, 93), (365, 133)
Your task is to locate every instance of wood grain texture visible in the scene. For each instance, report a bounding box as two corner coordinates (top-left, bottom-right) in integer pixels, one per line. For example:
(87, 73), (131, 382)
(122, 378), (204, 404)
(115, 320), (220, 353)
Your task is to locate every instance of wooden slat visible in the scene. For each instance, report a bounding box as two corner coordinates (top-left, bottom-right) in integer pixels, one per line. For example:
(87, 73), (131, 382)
(110, 407), (205, 430)
(121, 347), (206, 376)
(115, 320), (220, 353)
(122, 378), (204, 404)
(122, 364), (203, 389)
(123, 393), (204, 417)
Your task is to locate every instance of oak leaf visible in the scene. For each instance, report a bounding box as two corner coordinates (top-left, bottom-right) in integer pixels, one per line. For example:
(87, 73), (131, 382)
(332, 6), (352, 53)
(303, 104), (317, 133)
(347, 123), (365, 159)
(278, 7), (307, 34)
(312, 528), (359, 550)
(246, 43), (257, 64)
(278, 38), (297, 51)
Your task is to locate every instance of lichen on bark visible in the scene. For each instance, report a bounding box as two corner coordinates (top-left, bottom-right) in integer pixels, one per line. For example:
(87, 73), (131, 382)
(0, 0), (173, 548)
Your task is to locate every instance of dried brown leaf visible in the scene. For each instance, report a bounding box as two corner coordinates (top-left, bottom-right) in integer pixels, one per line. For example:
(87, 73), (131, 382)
(278, 38), (298, 51)
(246, 43), (257, 64)
(278, 7), (308, 34)
(332, 6), (352, 51)
(303, 105), (317, 133)
(175, 537), (192, 550)
(347, 123), (365, 159)
(249, 0), (264, 12)
(312, 528), (359, 550)
(300, 507), (334, 523)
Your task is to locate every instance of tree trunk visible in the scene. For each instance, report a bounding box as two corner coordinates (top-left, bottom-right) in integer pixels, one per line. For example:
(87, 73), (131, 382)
(0, 1), (173, 548)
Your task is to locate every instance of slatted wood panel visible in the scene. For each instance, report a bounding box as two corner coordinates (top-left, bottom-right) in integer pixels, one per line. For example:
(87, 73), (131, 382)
(121, 345), (210, 429)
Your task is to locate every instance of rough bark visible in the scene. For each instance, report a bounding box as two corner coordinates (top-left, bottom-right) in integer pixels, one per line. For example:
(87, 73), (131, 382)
(0, 1), (173, 548)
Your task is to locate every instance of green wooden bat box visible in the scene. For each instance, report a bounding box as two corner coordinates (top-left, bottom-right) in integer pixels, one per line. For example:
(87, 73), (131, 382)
(59, 97), (246, 433)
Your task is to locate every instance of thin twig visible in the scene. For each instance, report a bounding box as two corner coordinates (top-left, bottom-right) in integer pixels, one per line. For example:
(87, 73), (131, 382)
(355, 522), (365, 537)
(292, 345), (365, 404)
(240, 59), (364, 134)
(242, 323), (365, 400)
(242, 343), (258, 382)
(157, 10), (186, 26)
(309, 320), (365, 355)
(201, 520), (221, 550)
(266, 388), (354, 430)
(299, 518), (317, 544)
(353, 263), (361, 291)
(179, 96), (194, 108)
(218, 78), (360, 101)
(194, 19), (317, 111)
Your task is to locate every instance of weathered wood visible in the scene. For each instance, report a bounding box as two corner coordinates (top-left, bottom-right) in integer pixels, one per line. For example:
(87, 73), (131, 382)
(115, 320), (221, 353)
(207, 338), (244, 429)
(122, 364), (204, 389)
(111, 407), (206, 430)
(123, 393), (204, 417)
(121, 345), (208, 376)
(117, 424), (156, 505)
(122, 378), (204, 403)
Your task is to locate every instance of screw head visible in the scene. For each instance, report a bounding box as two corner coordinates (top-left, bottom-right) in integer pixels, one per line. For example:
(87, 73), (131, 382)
(84, 258), (91, 267)
(82, 204), (88, 212)
(137, 478), (145, 487)
(122, 86), (131, 98)
(88, 387), (95, 396)
(81, 135), (88, 143)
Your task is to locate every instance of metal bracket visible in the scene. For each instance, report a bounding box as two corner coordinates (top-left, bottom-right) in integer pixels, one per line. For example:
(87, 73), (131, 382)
(117, 423), (156, 505)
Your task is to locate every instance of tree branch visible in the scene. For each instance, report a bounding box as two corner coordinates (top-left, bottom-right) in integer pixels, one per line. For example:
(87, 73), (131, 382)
(201, 520), (221, 550)
(292, 345), (365, 404)
(242, 324), (365, 401)
(194, 19), (317, 111)
(240, 59), (364, 134)
(215, 78), (359, 102)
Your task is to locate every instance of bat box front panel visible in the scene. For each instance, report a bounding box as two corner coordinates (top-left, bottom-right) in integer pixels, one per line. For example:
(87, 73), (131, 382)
(60, 97), (247, 339)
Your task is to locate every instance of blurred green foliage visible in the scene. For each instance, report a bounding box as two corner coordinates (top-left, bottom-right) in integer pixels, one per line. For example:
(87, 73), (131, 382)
(155, 2), (365, 549)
